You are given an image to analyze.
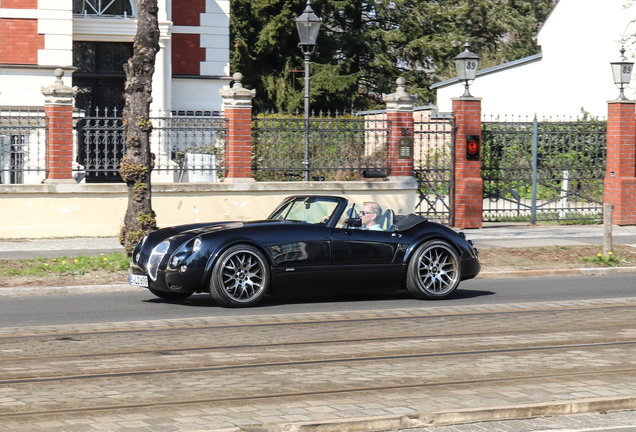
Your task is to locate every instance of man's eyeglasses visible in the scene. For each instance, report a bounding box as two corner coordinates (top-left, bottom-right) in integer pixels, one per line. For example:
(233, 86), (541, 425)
(360, 211), (373, 216)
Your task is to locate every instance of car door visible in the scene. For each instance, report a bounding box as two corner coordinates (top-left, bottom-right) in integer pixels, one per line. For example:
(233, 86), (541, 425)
(330, 226), (403, 290)
(262, 222), (335, 294)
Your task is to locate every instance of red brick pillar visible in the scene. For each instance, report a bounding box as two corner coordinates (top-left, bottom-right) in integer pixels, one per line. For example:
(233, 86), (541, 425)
(41, 69), (76, 183)
(452, 97), (483, 228)
(220, 72), (256, 182)
(383, 78), (417, 178)
(604, 100), (636, 225)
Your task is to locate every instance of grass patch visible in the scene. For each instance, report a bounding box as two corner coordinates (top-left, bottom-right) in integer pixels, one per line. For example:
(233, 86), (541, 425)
(579, 251), (628, 267)
(0, 252), (130, 277)
(479, 244), (636, 272)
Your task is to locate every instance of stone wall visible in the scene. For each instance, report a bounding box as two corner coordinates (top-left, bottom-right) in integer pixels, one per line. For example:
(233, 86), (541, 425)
(0, 179), (417, 239)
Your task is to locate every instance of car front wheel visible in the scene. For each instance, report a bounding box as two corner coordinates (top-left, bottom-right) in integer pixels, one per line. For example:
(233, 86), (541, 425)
(209, 244), (270, 308)
(406, 240), (461, 299)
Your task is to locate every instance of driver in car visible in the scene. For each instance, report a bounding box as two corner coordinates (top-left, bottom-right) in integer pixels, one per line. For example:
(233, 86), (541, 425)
(360, 202), (383, 231)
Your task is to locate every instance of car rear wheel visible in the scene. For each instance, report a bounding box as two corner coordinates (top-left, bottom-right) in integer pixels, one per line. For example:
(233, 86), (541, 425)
(148, 288), (192, 301)
(209, 244), (270, 308)
(406, 240), (461, 299)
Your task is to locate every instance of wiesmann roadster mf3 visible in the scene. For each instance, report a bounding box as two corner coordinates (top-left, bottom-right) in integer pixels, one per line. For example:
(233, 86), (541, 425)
(129, 195), (480, 307)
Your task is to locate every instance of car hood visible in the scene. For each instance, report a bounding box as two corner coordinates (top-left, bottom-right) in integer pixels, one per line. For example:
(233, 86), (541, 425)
(156, 219), (288, 239)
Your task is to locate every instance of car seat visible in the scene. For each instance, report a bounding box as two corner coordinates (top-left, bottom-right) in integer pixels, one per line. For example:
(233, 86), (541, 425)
(380, 208), (395, 231)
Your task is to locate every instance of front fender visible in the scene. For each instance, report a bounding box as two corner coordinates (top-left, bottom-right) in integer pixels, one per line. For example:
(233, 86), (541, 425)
(202, 238), (275, 283)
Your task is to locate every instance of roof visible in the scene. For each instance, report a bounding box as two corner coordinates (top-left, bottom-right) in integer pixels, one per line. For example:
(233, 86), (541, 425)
(430, 53), (543, 90)
(356, 104), (438, 116)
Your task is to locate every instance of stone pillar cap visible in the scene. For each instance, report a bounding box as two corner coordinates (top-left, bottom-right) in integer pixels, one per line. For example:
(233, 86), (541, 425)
(220, 72), (256, 107)
(41, 69), (77, 104)
(383, 77), (417, 111)
(451, 96), (482, 102)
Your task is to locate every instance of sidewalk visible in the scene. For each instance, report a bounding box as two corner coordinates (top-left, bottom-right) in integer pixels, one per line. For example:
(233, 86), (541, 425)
(0, 236), (123, 260)
(2, 223), (636, 258)
(464, 222), (636, 249)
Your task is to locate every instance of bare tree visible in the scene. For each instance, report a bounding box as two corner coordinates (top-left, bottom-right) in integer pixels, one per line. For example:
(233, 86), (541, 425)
(119, 0), (160, 254)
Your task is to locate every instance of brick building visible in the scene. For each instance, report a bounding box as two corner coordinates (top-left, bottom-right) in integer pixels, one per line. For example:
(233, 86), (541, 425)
(0, 0), (230, 114)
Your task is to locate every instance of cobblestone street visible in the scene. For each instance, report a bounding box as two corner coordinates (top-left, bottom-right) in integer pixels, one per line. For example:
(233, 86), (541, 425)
(1, 298), (635, 431)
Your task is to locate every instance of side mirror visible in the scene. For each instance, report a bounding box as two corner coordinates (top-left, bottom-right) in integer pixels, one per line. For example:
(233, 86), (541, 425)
(345, 218), (362, 228)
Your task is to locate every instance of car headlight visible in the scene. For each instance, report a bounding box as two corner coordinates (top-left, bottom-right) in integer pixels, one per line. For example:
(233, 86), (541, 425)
(147, 240), (170, 281)
(192, 238), (202, 252)
(132, 234), (149, 264)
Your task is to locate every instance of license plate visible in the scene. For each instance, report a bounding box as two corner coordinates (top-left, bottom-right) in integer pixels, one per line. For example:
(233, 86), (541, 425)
(129, 274), (148, 287)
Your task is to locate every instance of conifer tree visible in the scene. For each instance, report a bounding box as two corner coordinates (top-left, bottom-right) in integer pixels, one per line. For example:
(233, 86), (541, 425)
(230, 0), (557, 111)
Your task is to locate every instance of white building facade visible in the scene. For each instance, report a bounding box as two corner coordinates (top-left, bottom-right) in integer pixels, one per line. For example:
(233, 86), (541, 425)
(0, 0), (231, 114)
(433, 0), (636, 119)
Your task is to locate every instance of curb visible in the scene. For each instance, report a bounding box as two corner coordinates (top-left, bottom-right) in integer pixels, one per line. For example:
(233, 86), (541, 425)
(214, 396), (636, 432)
(267, 414), (422, 432)
(428, 396), (636, 426)
(0, 284), (137, 296)
(477, 266), (636, 279)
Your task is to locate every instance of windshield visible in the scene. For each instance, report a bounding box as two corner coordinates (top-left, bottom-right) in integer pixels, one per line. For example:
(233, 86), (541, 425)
(269, 197), (339, 225)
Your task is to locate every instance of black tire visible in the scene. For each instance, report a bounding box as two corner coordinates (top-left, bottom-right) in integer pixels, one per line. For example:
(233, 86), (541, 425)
(148, 288), (192, 301)
(406, 239), (462, 299)
(209, 244), (270, 308)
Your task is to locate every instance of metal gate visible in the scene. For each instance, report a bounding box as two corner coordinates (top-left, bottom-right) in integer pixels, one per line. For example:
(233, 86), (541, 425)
(482, 117), (606, 223)
(413, 117), (454, 224)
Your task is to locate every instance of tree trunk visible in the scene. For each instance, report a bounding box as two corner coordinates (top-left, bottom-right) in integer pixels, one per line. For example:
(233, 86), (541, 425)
(119, 0), (160, 254)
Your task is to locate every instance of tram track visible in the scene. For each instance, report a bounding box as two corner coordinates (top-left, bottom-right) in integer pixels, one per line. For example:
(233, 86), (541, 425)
(2, 322), (635, 363)
(2, 339), (636, 385)
(2, 367), (636, 420)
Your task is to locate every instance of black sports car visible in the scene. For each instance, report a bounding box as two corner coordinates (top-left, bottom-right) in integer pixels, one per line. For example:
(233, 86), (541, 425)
(129, 195), (480, 307)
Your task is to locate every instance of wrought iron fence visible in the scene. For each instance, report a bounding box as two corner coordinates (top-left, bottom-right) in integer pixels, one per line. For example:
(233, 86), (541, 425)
(152, 115), (228, 183)
(413, 116), (454, 224)
(74, 108), (228, 183)
(482, 116), (607, 223)
(0, 107), (48, 184)
(252, 110), (391, 181)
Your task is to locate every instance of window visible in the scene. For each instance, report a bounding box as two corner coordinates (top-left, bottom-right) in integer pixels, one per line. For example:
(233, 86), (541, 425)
(73, 42), (132, 113)
(73, 0), (133, 17)
(0, 135), (27, 184)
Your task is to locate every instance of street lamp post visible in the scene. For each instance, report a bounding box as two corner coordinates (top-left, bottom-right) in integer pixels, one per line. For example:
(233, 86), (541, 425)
(454, 41), (480, 98)
(610, 46), (634, 100)
(295, 1), (321, 181)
